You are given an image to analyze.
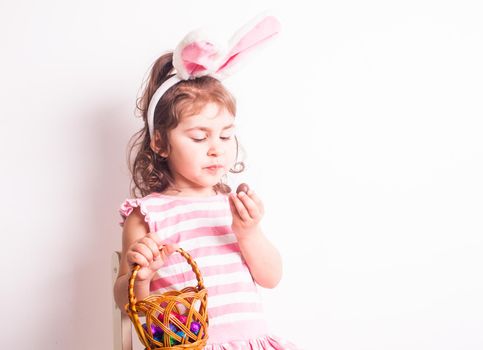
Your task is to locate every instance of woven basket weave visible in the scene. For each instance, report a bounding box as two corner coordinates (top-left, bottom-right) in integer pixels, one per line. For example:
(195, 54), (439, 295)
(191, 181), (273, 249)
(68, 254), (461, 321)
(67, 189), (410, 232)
(126, 248), (209, 349)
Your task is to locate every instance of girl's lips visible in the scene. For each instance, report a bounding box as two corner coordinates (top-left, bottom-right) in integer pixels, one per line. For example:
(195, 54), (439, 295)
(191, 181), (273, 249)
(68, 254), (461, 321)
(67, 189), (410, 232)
(205, 165), (223, 172)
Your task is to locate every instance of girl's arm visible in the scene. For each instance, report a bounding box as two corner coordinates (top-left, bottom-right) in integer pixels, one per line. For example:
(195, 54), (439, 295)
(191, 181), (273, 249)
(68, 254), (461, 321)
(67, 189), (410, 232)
(113, 207), (176, 312)
(229, 190), (282, 288)
(237, 226), (282, 288)
(113, 208), (149, 311)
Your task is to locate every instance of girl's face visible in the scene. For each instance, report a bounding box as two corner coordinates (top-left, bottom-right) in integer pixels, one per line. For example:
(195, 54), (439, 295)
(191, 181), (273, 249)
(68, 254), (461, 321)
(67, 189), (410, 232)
(161, 102), (237, 196)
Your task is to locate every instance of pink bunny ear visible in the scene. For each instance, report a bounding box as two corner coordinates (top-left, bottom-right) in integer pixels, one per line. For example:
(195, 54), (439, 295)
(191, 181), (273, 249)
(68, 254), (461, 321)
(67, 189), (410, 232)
(173, 29), (225, 80)
(212, 14), (281, 80)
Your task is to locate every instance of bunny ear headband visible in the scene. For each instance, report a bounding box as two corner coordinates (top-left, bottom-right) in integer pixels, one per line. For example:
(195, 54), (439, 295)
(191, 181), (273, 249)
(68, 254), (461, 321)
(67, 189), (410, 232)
(147, 13), (281, 138)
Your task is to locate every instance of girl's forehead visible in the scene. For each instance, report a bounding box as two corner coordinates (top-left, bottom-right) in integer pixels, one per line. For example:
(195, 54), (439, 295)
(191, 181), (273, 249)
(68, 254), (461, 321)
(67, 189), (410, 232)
(180, 103), (235, 127)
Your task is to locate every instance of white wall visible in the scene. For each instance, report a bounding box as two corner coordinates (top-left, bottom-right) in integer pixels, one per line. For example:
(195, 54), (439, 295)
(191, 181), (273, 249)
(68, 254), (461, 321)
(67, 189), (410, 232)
(1, 1), (482, 349)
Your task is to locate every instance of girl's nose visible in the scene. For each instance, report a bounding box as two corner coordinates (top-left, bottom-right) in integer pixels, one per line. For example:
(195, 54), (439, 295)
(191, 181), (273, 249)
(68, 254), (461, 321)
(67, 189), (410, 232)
(207, 138), (225, 157)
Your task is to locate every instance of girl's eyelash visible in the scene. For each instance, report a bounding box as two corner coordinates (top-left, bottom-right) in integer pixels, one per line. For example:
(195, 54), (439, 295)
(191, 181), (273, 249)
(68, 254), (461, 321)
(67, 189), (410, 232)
(192, 136), (232, 142)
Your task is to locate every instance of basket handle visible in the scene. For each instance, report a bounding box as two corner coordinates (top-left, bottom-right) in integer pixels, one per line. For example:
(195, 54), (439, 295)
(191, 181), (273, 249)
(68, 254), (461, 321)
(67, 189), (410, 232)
(127, 247), (205, 314)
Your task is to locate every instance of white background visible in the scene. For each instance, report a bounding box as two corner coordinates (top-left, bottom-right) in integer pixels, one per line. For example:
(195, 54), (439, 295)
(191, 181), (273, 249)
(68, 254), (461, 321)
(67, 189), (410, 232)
(1, 1), (482, 349)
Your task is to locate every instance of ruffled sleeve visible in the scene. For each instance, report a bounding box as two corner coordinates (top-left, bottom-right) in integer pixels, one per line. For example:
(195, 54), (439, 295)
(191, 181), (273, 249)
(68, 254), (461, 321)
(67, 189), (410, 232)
(119, 198), (147, 227)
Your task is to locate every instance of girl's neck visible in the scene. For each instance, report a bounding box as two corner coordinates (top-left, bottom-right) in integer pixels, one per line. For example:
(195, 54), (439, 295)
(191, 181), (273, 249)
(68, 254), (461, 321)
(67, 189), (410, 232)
(161, 187), (218, 198)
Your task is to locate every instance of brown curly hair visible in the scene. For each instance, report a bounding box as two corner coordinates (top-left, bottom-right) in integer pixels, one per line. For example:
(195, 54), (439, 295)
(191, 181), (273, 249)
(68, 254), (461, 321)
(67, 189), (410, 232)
(127, 52), (245, 198)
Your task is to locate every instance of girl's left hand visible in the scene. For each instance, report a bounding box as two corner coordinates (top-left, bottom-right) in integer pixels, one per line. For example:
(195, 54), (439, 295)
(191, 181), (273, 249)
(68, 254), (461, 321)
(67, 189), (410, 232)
(229, 188), (264, 239)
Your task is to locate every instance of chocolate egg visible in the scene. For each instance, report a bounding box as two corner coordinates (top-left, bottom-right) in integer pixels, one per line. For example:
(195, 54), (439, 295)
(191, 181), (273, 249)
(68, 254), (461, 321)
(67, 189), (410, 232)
(236, 183), (249, 194)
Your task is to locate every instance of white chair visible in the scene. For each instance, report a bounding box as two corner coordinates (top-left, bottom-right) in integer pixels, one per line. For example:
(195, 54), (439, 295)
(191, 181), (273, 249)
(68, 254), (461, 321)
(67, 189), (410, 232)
(111, 251), (133, 350)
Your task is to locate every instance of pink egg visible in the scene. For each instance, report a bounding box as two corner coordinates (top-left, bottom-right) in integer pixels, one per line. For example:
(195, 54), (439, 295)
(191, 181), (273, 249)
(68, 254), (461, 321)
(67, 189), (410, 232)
(177, 314), (188, 323)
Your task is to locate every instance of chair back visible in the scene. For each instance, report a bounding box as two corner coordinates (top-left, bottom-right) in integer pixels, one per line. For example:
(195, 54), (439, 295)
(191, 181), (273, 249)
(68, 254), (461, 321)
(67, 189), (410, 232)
(112, 251), (133, 350)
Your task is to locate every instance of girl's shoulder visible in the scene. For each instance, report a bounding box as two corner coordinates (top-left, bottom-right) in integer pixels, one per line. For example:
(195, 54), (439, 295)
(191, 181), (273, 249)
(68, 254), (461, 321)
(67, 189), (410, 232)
(119, 193), (151, 218)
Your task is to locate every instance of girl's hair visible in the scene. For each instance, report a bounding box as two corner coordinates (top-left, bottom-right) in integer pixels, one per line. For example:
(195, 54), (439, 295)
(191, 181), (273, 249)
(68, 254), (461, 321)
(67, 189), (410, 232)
(128, 52), (245, 198)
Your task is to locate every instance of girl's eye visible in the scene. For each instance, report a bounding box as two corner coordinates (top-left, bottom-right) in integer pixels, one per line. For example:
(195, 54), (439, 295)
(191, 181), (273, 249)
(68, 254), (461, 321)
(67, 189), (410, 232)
(192, 138), (206, 142)
(191, 136), (233, 142)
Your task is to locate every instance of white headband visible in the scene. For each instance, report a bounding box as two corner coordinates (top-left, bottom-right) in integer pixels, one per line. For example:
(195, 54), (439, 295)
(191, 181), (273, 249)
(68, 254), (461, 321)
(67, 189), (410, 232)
(145, 13), (281, 139)
(147, 75), (181, 138)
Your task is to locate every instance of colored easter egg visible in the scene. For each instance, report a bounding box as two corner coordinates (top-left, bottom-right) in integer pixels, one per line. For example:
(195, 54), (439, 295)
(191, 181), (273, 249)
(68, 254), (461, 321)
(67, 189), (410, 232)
(143, 323), (154, 335)
(169, 323), (178, 333)
(169, 311), (187, 324)
(176, 330), (186, 338)
(190, 321), (201, 335)
(142, 323), (161, 336)
(153, 333), (163, 342)
(153, 328), (163, 337)
(169, 335), (179, 346)
(176, 330), (186, 344)
(177, 314), (188, 323)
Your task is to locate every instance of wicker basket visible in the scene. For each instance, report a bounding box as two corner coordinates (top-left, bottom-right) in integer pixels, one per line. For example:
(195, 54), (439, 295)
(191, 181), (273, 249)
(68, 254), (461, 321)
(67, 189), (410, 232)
(126, 248), (209, 350)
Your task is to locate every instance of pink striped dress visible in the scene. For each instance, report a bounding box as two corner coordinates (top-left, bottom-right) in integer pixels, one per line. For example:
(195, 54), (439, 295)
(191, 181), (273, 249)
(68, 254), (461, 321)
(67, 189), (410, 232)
(119, 192), (298, 350)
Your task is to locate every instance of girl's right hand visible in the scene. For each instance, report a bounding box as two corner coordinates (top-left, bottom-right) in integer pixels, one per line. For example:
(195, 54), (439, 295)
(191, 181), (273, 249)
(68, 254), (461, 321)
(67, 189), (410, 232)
(126, 233), (178, 281)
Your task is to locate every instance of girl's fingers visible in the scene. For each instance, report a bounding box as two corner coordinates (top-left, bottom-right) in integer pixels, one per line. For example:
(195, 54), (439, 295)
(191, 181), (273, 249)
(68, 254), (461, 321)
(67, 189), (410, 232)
(237, 191), (261, 220)
(230, 193), (250, 221)
(163, 243), (179, 254)
(126, 238), (181, 276)
(127, 251), (149, 267)
(159, 244), (178, 263)
(147, 232), (164, 247)
(131, 242), (154, 263)
(140, 237), (160, 259)
(149, 258), (165, 272)
(228, 194), (239, 216)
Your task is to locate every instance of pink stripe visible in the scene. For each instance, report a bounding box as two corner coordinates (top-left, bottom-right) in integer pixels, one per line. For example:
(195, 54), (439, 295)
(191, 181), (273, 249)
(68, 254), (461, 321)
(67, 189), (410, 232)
(150, 279), (169, 292)
(158, 243), (241, 267)
(146, 193), (227, 212)
(189, 242), (240, 258)
(202, 262), (246, 276)
(150, 272), (195, 291)
(152, 209), (229, 230)
(208, 302), (263, 318)
(178, 225), (232, 240)
(156, 225), (233, 245)
(150, 243), (243, 289)
(207, 282), (257, 297)
(150, 262), (246, 291)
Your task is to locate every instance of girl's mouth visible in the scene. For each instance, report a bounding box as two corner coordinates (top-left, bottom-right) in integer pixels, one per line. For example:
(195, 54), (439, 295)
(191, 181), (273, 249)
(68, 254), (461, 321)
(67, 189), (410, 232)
(205, 165), (223, 172)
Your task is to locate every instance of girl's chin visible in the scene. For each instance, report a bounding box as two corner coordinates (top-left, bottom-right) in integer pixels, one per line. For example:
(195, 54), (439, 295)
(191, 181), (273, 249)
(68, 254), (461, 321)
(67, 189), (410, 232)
(209, 178), (225, 187)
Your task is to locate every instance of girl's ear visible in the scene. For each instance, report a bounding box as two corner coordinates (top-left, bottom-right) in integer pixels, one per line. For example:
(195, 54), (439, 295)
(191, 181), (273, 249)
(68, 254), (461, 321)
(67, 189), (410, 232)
(158, 148), (168, 158)
(150, 130), (168, 158)
(149, 130), (159, 153)
(212, 14), (281, 80)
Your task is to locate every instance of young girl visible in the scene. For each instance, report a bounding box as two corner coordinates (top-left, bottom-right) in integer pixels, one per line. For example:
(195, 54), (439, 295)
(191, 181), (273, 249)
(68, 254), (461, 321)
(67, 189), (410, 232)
(114, 14), (299, 349)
